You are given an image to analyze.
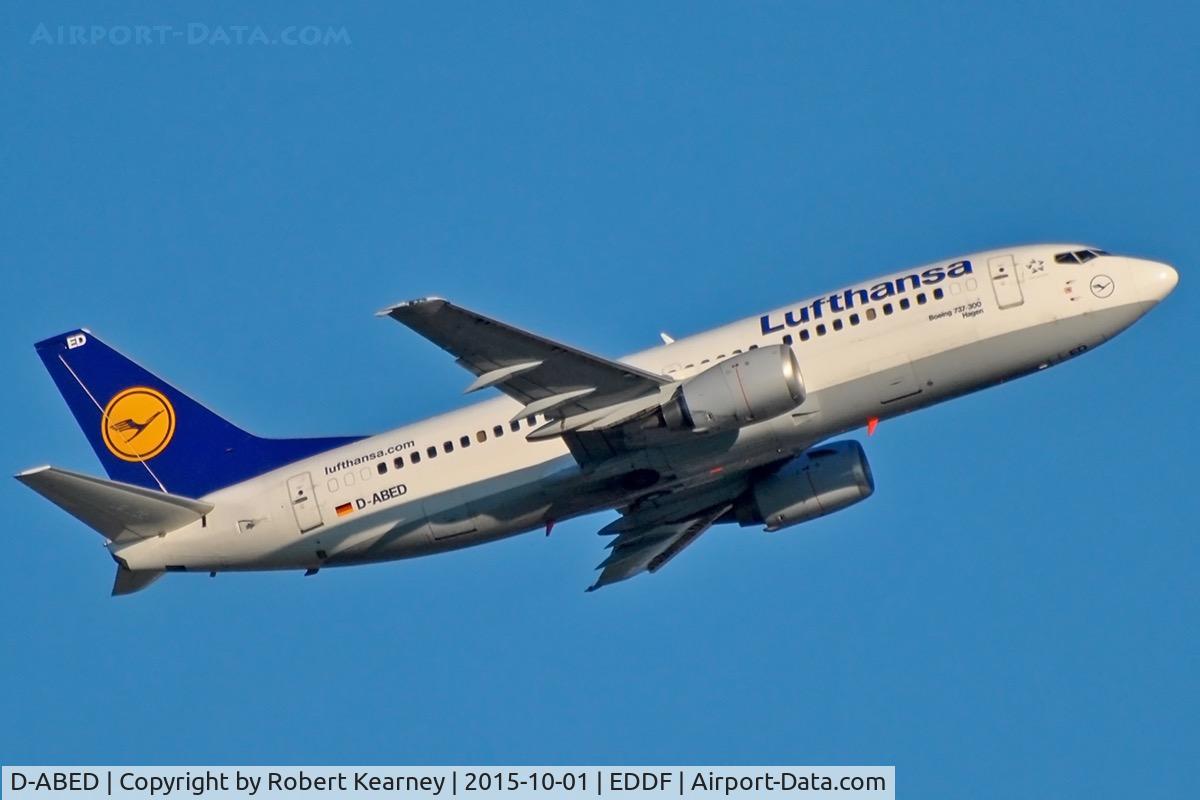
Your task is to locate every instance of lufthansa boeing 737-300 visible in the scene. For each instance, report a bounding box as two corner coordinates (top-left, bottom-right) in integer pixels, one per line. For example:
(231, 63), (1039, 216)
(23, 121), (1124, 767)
(18, 244), (1178, 594)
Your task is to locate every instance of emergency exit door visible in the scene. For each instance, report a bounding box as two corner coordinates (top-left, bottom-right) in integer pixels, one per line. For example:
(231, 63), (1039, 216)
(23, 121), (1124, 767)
(987, 254), (1024, 309)
(287, 472), (324, 533)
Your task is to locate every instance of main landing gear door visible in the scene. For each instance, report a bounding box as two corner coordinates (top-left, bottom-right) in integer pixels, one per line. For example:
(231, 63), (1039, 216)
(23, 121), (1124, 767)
(988, 254), (1024, 309)
(287, 472), (324, 534)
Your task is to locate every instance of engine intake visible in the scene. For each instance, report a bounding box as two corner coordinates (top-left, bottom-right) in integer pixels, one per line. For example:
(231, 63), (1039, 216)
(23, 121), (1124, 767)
(737, 440), (875, 531)
(663, 344), (805, 433)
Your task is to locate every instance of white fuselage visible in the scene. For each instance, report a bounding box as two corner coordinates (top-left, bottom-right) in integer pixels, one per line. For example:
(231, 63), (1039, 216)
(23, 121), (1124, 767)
(110, 244), (1177, 574)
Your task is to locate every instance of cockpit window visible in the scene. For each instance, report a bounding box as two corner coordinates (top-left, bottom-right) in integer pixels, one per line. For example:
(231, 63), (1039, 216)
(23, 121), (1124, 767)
(1055, 249), (1108, 264)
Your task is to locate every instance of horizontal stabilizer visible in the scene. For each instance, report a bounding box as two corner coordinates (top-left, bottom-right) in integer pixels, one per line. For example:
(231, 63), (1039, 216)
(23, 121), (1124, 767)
(16, 465), (213, 543)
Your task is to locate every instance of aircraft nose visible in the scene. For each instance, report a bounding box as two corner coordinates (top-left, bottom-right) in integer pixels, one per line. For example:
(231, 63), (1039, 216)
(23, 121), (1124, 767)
(1143, 261), (1179, 302)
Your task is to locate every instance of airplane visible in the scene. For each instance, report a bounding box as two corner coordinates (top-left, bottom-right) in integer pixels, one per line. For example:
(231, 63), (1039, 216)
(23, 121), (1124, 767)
(17, 244), (1178, 595)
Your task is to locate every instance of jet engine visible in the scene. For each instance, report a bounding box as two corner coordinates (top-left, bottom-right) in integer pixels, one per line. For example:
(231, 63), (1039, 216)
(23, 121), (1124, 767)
(735, 440), (875, 531)
(662, 344), (805, 433)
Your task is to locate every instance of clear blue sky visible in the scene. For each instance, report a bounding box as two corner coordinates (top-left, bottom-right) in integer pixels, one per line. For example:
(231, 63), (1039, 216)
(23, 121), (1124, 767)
(2, 2), (1196, 797)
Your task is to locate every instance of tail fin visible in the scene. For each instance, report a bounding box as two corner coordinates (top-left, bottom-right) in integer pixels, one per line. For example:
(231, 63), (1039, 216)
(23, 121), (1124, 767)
(34, 330), (361, 497)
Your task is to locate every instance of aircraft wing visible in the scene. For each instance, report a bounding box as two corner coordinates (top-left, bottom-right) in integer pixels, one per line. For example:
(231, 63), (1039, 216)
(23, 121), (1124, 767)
(587, 471), (754, 590)
(380, 298), (669, 428)
(589, 502), (732, 591)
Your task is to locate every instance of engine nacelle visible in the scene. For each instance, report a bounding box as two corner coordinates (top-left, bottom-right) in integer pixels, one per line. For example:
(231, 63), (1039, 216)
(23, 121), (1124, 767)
(662, 344), (805, 433)
(736, 440), (875, 531)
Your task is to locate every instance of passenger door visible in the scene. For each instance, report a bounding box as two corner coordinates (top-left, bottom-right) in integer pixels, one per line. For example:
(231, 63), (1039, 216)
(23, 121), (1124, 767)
(987, 254), (1024, 309)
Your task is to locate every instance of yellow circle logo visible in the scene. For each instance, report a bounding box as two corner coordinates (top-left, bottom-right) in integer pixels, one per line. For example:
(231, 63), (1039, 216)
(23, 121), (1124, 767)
(102, 387), (175, 462)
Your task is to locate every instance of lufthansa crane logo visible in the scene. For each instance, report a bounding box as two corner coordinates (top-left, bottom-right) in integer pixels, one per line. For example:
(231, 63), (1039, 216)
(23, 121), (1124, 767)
(102, 387), (175, 462)
(1090, 274), (1115, 299)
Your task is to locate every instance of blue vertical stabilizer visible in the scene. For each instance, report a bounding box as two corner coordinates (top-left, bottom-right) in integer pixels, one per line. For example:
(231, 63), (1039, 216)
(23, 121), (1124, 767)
(34, 330), (362, 497)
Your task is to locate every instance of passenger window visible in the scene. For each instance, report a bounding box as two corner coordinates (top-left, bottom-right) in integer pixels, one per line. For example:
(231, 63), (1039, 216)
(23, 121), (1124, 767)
(866, 308), (877, 321)
(701, 359), (709, 365)
(510, 420), (520, 433)
(850, 313), (860, 325)
(933, 288), (944, 300)
(782, 334), (793, 345)
(526, 415), (537, 428)
(443, 441), (453, 453)
(732, 349), (742, 355)
(748, 345), (758, 350)
(833, 318), (843, 331)
(799, 329), (810, 342)
(816, 324), (827, 336)
(883, 303), (893, 315)
(393, 456), (404, 469)
(377, 462), (387, 475)
(493, 425), (504, 438)
(917, 293), (927, 305)
(460, 435), (470, 448)
(900, 298), (910, 310)
(476, 430), (486, 443)
(426, 446), (437, 459)
(410, 452), (421, 465)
